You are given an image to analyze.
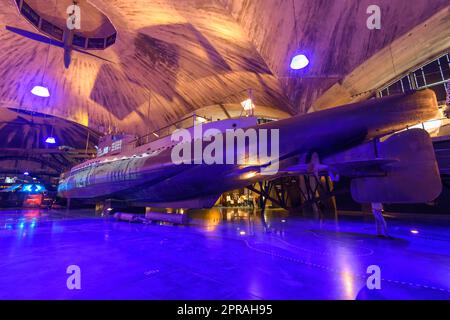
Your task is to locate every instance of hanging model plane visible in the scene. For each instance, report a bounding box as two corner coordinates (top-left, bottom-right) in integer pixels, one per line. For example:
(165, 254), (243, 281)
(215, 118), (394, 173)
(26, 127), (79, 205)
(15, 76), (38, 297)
(5, 0), (113, 69)
(58, 89), (443, 209)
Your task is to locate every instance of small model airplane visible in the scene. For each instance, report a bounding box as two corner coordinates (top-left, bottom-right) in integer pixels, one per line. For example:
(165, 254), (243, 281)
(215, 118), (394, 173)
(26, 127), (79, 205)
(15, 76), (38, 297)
(6, 1), (113, 68)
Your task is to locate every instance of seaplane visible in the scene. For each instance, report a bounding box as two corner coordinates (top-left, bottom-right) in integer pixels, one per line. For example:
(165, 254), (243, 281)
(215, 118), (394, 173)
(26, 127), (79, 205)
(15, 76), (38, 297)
(5, 0), (113, 68)
(58, 90), (442, 211)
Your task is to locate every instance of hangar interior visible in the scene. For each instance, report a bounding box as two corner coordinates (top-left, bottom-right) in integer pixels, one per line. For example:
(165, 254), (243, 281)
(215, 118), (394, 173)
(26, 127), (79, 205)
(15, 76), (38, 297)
(0, 0), (449, 300)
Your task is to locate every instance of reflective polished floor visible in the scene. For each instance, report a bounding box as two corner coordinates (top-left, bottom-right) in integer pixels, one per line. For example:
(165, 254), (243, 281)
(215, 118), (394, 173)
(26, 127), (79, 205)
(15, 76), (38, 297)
(0, 208), (449, 300)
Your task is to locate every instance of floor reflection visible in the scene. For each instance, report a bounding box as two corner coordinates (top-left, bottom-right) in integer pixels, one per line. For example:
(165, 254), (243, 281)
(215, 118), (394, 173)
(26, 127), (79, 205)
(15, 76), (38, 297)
(0, 207), (449, 300)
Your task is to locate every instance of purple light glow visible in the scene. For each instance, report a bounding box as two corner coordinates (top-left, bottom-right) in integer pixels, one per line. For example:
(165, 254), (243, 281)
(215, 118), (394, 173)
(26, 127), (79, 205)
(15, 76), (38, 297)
(0, 208), (448, 299)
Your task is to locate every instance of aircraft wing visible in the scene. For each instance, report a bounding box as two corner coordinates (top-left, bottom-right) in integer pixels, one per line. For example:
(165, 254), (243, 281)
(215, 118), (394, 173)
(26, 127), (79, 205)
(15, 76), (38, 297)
(5, 26), (64, 48)
(229, 156), (395, 178)
(326, 159), (398, 177)
(275, 129), (441, 203)
(277, 163), (325, 175)
(276, 159), (396, 177)
(73, 47), (115, 63)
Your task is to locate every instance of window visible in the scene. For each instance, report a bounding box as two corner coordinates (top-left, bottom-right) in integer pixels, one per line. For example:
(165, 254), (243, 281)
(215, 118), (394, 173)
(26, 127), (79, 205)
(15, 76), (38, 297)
(379, 53), (449, 104)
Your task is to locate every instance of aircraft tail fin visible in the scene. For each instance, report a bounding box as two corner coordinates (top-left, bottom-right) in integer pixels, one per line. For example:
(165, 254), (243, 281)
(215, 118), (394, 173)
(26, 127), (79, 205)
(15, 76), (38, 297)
(349, 129), (442, 203)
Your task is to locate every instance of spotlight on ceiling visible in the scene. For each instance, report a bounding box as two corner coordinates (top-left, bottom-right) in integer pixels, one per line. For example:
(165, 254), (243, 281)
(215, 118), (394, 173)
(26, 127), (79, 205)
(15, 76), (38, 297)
(196, 115), (208, 124)
(31, 85), (50, 98)
(240, 98), (255, 111)
(290, 54), (309, 70)
(45, 136), (56, 144)
(24, 172), (29, 176)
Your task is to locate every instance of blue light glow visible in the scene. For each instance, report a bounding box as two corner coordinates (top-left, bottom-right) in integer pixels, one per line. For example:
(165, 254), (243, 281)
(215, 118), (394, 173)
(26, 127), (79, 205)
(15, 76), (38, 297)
(4, 184), (21, 192)
(21, 184), (46, 193)
(290, 54), (310, 70)
(31, 86), (50, 98)
(45, 137), (56, 144)
(24, 172), (29, 176)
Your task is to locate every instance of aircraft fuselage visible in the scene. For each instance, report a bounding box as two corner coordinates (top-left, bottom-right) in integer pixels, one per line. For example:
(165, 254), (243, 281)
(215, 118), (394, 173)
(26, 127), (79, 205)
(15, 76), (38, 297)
(57, 90), (439, 208)
(63, 29), (74, 69)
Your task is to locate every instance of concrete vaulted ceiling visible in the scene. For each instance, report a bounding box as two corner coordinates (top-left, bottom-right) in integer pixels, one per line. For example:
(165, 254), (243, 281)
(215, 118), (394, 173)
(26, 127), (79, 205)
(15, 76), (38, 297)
(0, 0), (448, 136)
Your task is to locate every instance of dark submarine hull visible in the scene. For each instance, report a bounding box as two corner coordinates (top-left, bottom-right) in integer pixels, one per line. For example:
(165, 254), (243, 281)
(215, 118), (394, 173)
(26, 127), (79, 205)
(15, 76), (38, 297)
(58, 90), (440, 208)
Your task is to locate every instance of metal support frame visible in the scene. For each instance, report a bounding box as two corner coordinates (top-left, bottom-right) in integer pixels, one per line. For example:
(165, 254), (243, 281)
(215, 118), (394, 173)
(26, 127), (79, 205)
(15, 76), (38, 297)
(246, 174), (340, 217)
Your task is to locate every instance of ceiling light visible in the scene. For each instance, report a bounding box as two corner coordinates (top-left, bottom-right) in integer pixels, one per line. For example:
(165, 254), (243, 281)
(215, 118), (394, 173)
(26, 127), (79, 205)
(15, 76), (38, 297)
(290, 54), (309, 70)
(241, 98), (255, 111)
(31, 85), (50, 98)
(196, 116), (207, 123)
(45, 136), (56, 144)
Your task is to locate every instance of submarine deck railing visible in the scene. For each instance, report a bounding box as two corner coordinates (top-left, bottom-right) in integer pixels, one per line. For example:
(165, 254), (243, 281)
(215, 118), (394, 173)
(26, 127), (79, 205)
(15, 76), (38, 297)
(133, 113), (213, 147)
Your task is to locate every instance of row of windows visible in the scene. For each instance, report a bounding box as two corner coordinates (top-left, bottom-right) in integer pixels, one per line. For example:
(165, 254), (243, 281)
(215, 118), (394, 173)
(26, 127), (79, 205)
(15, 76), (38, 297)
(379, 53), (449, 103)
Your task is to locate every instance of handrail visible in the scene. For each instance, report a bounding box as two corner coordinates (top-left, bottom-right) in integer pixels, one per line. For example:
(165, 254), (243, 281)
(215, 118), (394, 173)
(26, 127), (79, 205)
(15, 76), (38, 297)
(134, 113), (212, 146)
